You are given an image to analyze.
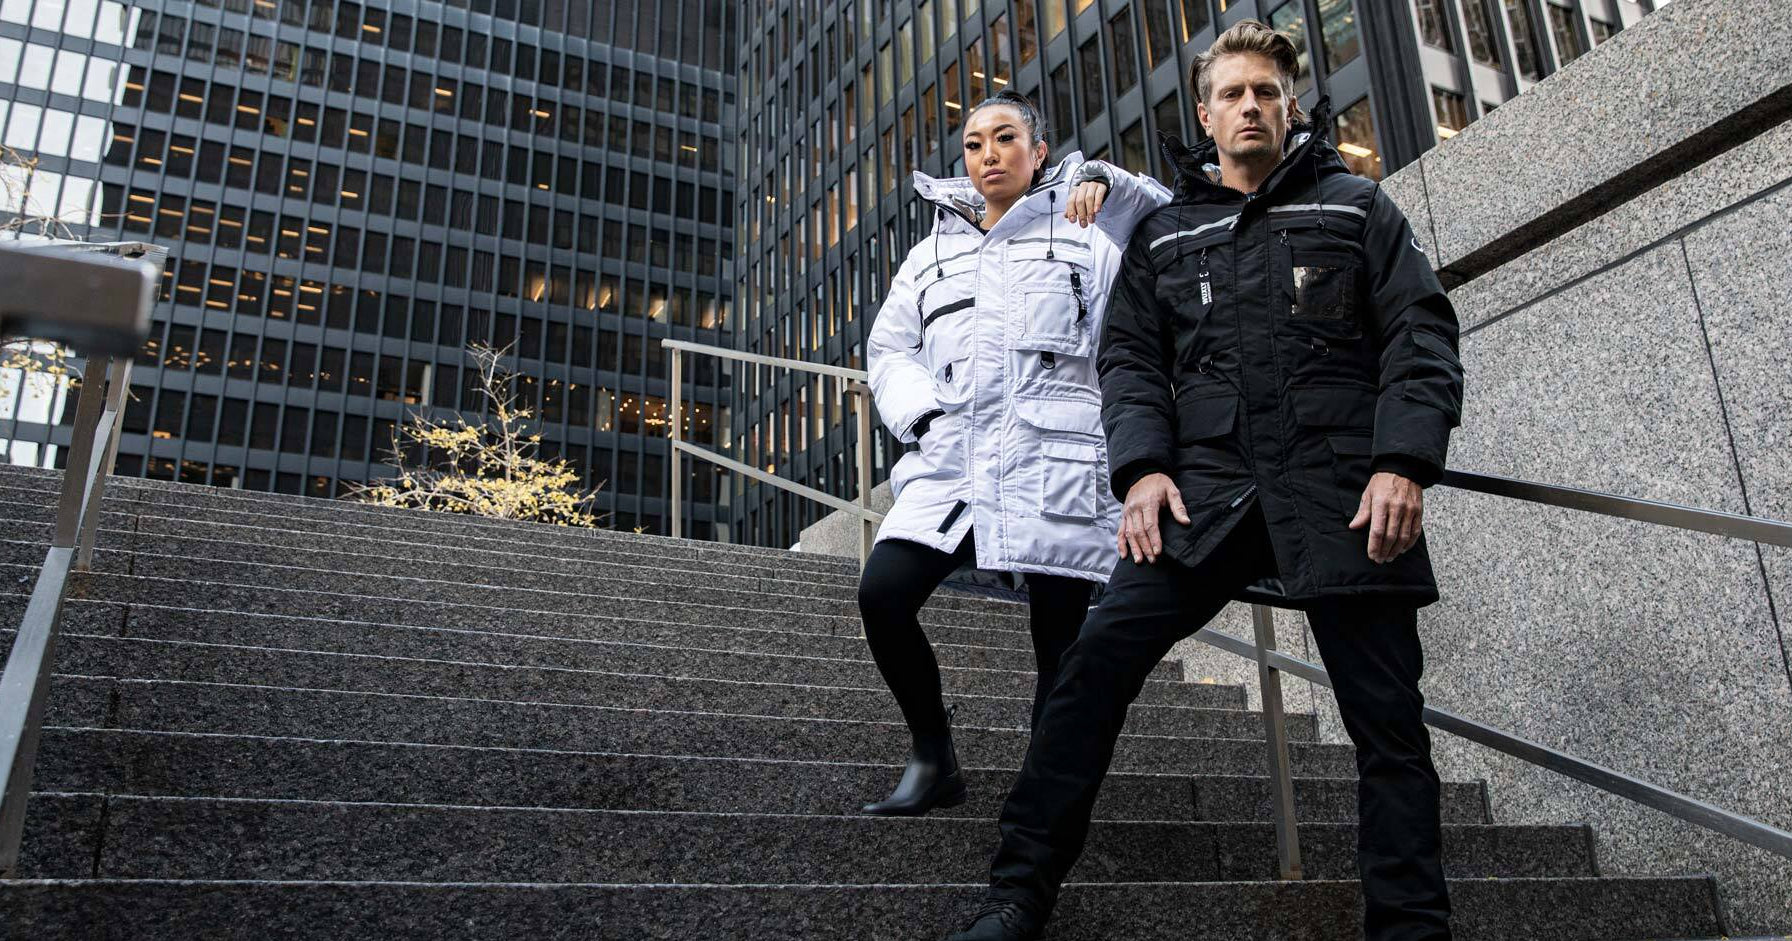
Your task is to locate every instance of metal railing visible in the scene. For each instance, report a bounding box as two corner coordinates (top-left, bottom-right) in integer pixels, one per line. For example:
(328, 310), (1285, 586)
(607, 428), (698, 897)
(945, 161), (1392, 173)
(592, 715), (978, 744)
(1226, 470), (1792, 880)
(663, 338), (882, 562)
(660, 335), (1792, 880)
(665, 335), (1792, 881)
(0, 240), (163, 877)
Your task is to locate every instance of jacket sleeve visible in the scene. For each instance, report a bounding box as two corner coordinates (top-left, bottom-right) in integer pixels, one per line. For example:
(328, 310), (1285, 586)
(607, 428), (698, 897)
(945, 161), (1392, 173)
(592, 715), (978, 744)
(1097, 235), (1178, 501)
(866, 253), (942, 444)
(1079, 159), (1174, 250)
(1363, 185), (1465, 487)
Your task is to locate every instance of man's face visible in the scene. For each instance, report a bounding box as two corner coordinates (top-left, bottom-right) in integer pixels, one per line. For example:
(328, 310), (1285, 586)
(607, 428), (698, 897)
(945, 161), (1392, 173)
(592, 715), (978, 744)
(1197, 53), (1293, 165)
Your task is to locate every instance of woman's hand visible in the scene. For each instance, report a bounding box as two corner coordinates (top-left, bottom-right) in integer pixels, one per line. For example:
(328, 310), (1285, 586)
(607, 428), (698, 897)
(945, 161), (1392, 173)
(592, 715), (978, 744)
(1064, 179), (1110, 227)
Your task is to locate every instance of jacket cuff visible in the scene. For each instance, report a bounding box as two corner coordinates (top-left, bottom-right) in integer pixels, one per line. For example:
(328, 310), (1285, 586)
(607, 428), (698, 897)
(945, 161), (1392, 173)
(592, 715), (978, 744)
(1372, 453), (1443, 488)
(1110, 459), (1169, 502)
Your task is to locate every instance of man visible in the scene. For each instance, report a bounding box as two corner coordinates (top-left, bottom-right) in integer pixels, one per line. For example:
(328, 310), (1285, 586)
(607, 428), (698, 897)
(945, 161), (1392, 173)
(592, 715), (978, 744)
(946, 19), (1465, 941)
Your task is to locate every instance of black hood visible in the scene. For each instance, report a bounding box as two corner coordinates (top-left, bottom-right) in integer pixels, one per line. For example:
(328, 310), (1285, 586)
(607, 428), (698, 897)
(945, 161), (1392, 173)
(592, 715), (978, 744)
(1157, 96), (1350, 202)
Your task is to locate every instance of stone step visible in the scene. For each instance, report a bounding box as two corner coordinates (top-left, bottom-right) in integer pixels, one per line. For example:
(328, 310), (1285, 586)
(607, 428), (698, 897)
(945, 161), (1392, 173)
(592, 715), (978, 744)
(50, 567), (1045, 654)
(35, 630), (1219, 726)
(42, 676), (1360, 777)
(0, 594), (1186, 691)
(30, 727), (1492, 824)
(0, 876), (1728, 941)
(0, 468), (872, 575)
(0, 493), (1021, 619)
(20, 793), (1595, 885)
(34, 555), (1039, 641)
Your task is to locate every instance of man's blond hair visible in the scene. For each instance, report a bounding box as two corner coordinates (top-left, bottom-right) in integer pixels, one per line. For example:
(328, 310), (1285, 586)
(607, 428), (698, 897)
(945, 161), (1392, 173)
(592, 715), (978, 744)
(1191, 20), (1306, 125)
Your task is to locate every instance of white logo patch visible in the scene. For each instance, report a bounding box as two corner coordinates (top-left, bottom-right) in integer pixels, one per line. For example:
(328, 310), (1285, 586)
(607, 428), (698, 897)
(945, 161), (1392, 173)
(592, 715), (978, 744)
(1200, 280), (1213, 305)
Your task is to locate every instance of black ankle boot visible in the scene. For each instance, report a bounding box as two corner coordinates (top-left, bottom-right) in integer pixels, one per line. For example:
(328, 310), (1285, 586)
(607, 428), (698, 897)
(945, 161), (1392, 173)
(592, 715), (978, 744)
(861, 706), (967, 817)
(944, 897), (1046, 940)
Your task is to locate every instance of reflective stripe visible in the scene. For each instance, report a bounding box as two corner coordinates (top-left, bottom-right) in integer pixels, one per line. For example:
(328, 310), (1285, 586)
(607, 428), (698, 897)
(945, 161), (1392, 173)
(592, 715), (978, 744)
(1268, 203), (1368, 218)
(1147, 214), (1240, 251)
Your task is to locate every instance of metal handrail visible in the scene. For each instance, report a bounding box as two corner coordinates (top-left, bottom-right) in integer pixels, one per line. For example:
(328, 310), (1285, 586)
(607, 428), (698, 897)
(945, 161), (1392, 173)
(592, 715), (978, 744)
(663, 338), (881, 561)
(1224, 472), (1792, 879)
(0, 240), (161, 877)
(0, 353), (133, 876)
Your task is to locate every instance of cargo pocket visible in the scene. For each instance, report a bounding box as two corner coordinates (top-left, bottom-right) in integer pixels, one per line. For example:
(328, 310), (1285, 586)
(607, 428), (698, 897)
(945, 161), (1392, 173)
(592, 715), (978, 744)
(1014, 395), (1105, 522)
(1039, 438), (1099, 521)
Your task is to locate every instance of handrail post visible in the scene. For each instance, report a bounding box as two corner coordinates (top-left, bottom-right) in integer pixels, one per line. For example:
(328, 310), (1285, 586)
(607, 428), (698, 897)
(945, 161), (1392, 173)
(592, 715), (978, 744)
(76, 357), (131, 572)
(668, 345), (683, 539)
(1251, 604), (1303, 880)
(851, 382), (875, 567)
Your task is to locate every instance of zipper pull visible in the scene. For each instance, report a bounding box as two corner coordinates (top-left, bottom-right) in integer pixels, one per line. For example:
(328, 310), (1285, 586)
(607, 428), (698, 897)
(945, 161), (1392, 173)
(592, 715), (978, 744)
(1069, 270), (1087, 323)
(1229, 483), (1258, 509)
(1279, 230), (1289, 246)
(943, 362), (953, 381)
(1040, 351), (1057, 370)
(1309, 337), (1329, 355)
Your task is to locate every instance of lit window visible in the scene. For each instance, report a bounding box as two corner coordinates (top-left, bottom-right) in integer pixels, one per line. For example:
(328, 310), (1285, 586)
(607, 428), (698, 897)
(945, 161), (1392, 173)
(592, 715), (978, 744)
(1431, 87), (1468, 142)
(1332, 97), (1381, 180)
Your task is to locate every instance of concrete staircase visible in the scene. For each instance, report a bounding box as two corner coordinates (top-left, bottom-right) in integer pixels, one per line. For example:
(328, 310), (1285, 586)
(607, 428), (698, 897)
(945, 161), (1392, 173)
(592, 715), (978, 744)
(0, 465), (1733, 938)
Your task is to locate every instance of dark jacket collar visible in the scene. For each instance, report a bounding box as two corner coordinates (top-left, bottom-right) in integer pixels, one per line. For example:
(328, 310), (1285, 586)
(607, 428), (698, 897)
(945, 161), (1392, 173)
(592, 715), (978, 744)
(1159, 97), (1348, 205)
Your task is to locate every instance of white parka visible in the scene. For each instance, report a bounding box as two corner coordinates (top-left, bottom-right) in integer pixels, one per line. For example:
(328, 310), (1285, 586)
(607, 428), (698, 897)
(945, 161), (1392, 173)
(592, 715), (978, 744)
(867, 153), (1172, 582)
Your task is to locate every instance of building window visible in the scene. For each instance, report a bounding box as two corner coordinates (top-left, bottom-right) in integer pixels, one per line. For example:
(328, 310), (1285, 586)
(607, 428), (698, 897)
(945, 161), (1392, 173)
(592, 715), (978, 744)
(1547, 4), (1587, 64)
(1108, 8), (1137, 96)
(1268, 3), (1312, 95)
(1589, 18), (1619, 45)
(989, 14), (1013, 87)
(1050, 61), (1075, 143)
(1181, 0), (1210, 43)
(1014, 0), (1039, 64)
(1333, 97), (1381, 180)
(1504, 0), (1544, 80)
(1151, 94), (1183, 183)
(1462, 0), (1502, 69)
(1317, 0), (1359, 71)
(944, 60), (964, 133)
(1119, 121), (1146, 175)
(1143, 0), (1175, 68)
(1043, 0), (1066, 41)
(1431, 87), (1468, 141)
(1416, 0), (1453, 51)
(918, 1), (935, 66)
(1077, 35), (1105, 122)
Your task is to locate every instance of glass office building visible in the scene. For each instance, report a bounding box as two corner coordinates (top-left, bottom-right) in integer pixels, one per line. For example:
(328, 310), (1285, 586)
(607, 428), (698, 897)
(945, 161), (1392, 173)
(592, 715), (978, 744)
(729, 0), (1660, 548)
(0, 0), (737, 538)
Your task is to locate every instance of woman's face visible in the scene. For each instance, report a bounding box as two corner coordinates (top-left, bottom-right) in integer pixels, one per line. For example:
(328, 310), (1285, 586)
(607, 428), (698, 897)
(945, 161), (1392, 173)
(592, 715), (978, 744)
(962, 104), (1046, 204)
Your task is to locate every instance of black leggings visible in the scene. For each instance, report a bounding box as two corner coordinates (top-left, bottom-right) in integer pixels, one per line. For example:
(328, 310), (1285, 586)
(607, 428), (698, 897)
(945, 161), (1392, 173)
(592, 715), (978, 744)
(857, 535), (1095, 739)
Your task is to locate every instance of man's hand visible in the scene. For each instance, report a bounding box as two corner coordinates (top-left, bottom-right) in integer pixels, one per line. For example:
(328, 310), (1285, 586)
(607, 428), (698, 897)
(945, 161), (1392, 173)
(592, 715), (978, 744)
(1064, 180), (1109, 227)
(1118, 473), (1191, 565)
(1349, 472), (1424, 564)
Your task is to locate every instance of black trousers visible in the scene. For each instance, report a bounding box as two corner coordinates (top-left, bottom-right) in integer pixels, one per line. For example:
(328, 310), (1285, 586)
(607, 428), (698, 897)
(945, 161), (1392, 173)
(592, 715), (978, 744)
(857, 535), (1095, 737)
(988, 508), (1452, 941)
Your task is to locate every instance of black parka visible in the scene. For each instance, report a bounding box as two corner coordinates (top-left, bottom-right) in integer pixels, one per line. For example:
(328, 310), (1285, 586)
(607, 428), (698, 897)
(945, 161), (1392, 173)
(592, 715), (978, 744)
(1097, 111), (1465, 606)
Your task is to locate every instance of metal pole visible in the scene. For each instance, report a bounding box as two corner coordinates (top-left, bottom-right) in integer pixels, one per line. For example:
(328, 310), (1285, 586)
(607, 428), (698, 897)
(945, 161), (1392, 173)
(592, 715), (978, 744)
(1251, 604), (1303, 880)
(76, 357), (130, 572)
(852, 382), (875, 567)
(668, 346), (683, 539)
(49, 356), (109, 549)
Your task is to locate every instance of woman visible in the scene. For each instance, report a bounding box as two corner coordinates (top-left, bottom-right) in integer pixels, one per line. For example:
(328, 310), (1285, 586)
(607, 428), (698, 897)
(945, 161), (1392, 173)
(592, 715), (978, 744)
(858, 91), (1172, 816)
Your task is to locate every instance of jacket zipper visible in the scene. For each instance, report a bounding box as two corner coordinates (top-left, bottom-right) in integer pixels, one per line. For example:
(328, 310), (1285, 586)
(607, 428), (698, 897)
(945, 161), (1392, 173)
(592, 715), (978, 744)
(1069, 270), (1087, 324)
(1229, 483), (1258, 508)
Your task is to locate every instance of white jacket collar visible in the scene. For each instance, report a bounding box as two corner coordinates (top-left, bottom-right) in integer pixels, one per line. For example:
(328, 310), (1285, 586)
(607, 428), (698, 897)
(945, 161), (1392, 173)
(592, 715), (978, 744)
(913, 151), (1085, 236)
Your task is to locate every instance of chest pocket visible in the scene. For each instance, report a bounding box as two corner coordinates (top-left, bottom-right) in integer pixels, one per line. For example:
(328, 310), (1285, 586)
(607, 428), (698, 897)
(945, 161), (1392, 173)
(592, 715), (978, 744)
(1272, 216), (1366, 337)
(1008, 239), (1095, 357)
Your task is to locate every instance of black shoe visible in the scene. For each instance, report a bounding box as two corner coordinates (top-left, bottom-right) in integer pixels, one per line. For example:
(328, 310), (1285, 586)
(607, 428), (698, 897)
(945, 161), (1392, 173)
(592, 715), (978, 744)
(944, 898), (1045, 941)
(861, 706), (967, 817)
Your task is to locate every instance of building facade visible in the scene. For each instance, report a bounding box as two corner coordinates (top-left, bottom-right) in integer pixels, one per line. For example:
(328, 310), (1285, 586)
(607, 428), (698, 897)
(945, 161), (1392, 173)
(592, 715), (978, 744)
(730, 0), (1661, 548)
(0, 0), (737, 538)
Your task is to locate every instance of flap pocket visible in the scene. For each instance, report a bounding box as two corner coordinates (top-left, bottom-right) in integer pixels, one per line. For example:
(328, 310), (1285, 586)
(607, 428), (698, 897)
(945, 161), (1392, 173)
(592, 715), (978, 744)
(1328, 434), (1372, 456)
(1040, 438), (1099, 462)
(1176, 394), (1238, 442)
(1289, 386), (1376, 428)
(1009, 239), (1094, 266)
(1014, 396), (1104, 436)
